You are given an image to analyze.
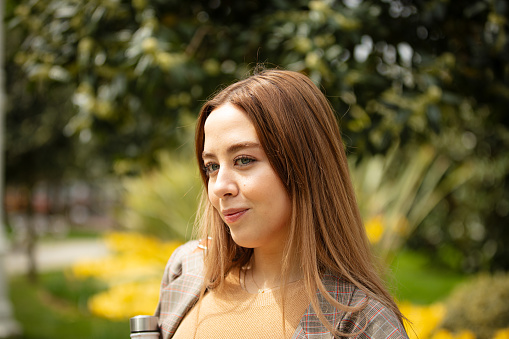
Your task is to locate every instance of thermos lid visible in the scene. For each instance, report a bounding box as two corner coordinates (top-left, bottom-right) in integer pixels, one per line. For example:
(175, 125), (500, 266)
(130, 315), (159, 333)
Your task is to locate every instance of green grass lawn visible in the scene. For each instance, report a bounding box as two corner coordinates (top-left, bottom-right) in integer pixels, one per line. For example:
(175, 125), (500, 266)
(6, 249), (468, 339)
(8, 272), (129, 339)
(390, 250), (468, 304)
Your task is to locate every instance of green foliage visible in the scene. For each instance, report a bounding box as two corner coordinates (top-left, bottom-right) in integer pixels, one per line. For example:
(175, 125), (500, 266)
(440, 273), (509, 339)
(117, 150), (201, 241)
(351, 141), (474, 259)
(10, 0), (508, 166)
(409, 119), (509, 272)
(42, 271), (108, 313)
(4, 67), (87, 184)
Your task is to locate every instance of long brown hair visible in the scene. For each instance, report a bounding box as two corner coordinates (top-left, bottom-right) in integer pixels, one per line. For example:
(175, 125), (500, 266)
(194, 69), (404, 335)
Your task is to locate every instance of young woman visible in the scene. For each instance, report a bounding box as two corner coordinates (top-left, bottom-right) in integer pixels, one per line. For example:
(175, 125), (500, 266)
(155, 69), (409, 339)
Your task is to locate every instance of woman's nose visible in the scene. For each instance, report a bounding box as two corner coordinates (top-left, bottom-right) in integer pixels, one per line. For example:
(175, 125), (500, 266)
(211, 167), (239, 198)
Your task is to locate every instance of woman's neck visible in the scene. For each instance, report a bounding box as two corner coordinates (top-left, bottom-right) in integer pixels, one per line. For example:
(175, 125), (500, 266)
(242, 248), (302, 294)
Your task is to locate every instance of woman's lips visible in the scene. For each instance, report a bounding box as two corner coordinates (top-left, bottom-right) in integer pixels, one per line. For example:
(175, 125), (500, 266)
(222, 209), (248, 223)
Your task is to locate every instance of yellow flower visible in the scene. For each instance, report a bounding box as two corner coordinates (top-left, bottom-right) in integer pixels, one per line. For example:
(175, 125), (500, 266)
(432, 329), (455, 339)
(365, 215), (384, 244)
(494, 328), (509, 339)
(71, 232), (182, 281)
(71, 232), (182, 319)
(399, 302), (445, 339)
(88, 279), (160, 320)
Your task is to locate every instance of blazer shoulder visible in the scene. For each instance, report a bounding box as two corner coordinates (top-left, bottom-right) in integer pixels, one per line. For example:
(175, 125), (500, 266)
(156, 240), (205, 338)
(162, 240), (201, 285)
(338, 287), (408, 339)
(296, 274), (408, 339)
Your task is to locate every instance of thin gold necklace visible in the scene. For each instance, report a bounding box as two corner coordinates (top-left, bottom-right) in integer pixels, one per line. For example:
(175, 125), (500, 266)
(250, 268), (280, 294)
(242, 266), (304, 294)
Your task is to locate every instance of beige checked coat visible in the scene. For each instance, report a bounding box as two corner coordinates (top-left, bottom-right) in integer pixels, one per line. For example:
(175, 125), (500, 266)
(155, 241), (409, 339)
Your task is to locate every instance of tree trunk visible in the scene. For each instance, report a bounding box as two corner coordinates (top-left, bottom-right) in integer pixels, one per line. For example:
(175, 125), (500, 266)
(0, 1), (22, 336)
(25, 186), (37, 284)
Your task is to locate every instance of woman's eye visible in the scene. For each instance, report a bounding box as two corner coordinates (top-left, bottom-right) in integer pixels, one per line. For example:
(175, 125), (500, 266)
(234, 157), (255, 166)
(203, 163), (219, 175)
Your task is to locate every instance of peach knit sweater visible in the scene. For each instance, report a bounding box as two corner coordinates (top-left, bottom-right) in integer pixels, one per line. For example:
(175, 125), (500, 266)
(172, 272), (310, 339)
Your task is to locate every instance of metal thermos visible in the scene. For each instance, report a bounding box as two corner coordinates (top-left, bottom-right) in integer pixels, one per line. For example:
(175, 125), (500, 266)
(130, 315), (159, 338)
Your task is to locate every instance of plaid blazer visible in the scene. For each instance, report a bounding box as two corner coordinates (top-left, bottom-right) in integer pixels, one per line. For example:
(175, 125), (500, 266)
(155, 241), (408, 339)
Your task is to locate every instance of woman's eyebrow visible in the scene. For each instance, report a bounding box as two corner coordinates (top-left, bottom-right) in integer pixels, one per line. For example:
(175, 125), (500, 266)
(202, 142), (261, 158)
(226, 142), (261, 154)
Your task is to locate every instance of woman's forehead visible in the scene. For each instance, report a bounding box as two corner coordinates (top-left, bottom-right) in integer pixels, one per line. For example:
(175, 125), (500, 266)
(203, 103), (260, 155)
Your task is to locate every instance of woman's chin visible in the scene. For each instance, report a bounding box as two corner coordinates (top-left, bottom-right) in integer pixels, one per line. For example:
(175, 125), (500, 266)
(229, 232), (257, 249)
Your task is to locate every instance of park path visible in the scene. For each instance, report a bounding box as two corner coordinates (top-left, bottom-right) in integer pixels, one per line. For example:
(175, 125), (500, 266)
(4, 238), (110, 275)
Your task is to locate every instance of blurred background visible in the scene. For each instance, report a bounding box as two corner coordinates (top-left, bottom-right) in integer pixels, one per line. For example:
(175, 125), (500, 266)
(1, 0), (508, 338)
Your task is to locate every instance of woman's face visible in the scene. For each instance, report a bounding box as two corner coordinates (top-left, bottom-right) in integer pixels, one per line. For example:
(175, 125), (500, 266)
(202, 103), (292, 252)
